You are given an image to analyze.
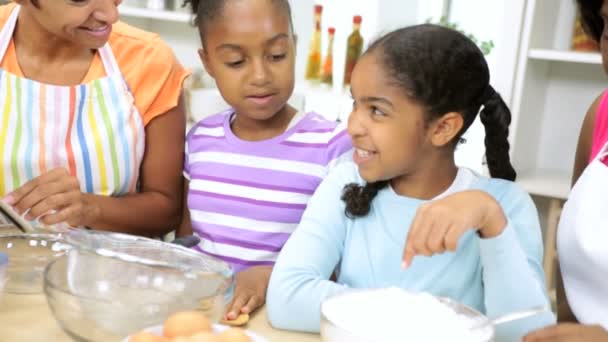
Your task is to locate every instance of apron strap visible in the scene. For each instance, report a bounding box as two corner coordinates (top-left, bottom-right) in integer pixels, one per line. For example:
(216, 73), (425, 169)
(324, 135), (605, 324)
(98, 43), (121, 77)
(0, 5), (20, 62)
(98, 36), (132, 101)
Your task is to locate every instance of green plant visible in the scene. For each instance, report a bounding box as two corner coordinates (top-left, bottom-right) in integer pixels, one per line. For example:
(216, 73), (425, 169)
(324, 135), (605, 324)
(427, 16), (495, 55)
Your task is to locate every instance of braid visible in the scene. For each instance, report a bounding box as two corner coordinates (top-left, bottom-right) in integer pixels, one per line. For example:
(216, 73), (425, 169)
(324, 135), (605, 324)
(479, 92), (517, 181)
(342, 181), (389, 218)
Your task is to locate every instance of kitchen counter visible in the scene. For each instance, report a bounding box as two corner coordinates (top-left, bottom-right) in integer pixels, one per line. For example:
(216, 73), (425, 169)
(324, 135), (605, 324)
(0, 293), (320, 342)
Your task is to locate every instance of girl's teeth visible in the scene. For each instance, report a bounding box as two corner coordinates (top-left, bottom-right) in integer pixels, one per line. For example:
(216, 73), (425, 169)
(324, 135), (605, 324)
(357, 149), (371, 157)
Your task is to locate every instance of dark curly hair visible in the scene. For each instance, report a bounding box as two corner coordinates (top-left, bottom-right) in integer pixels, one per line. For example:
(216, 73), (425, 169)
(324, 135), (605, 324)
(342, 24), (516, 218)
(182, 0), (293, 45)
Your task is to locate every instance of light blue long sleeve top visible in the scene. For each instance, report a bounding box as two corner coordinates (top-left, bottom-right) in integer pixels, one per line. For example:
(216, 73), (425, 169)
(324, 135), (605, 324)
(267, 162), (556, 341)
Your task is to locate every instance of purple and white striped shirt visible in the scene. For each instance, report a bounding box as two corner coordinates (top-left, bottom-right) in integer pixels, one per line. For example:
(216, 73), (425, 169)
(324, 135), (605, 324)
(184, 110), (352, 272)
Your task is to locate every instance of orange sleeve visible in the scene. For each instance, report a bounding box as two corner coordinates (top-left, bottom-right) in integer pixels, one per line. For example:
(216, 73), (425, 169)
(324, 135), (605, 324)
(127, 37), (191, 125)
(109, 22), (191, 126)
(0, 3), (15, 23)
(132, 38), (190, 125)
(0, 3), (19, 74)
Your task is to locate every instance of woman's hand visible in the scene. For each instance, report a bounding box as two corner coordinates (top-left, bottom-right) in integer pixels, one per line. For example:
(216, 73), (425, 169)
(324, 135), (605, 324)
(3, 168), (86, 227)
(402, 190), (507, 268)
(524, 323), (608, 342)
(224, 266), (273, 321)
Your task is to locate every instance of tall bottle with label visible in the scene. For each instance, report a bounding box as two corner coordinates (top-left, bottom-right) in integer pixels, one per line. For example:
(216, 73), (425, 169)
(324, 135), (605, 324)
(343, 15), (363, 87)
(321, 27), (336, 86)
(305, 5), (323, 81)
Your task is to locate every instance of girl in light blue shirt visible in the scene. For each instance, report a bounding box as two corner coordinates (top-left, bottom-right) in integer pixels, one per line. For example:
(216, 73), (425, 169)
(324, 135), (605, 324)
(267, 24), (556, 341)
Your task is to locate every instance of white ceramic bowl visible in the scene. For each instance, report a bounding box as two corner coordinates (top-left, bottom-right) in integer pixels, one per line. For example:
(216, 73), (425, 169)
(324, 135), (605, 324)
(321, 289), (495, 342)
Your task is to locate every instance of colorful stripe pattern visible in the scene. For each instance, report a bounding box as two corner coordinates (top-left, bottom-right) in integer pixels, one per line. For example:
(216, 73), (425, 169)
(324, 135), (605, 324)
(0, 70), (145, 197)
(185, 110), (353, 272)
(0, 6), (145, 198)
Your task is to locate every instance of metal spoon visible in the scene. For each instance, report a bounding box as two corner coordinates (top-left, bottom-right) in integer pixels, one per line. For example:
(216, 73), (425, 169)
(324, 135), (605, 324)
(472, 306), (549, 331)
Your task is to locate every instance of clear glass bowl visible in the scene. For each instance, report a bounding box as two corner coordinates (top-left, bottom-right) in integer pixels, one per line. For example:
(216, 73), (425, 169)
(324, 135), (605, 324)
(320, 289), (495, 342)
(44, 230), (234, 342)
(0, 233), (68, 294)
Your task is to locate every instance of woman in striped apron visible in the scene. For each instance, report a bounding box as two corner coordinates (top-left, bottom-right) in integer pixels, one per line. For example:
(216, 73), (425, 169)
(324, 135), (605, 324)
(0, 1), (188, 235)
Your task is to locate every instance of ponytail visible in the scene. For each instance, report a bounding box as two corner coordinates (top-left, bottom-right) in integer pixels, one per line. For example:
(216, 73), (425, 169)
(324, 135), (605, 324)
(342, 181), (389, 218)
(479, 87), (517, 181)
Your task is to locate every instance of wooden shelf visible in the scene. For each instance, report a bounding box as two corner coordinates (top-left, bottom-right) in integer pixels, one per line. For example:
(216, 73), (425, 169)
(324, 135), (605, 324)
(119, 6), (192, 23)
(517, 169), (571, 200)
(528, 49), (602, 64)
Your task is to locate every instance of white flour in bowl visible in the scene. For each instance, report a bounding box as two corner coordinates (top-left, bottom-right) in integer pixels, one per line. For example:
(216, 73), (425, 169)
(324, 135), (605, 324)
(321, 287), (493, 342)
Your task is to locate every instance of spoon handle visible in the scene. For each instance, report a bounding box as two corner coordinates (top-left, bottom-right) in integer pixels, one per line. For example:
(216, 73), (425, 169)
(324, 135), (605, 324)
(472, 306), (549, 330)
(491, 306), (549, 326)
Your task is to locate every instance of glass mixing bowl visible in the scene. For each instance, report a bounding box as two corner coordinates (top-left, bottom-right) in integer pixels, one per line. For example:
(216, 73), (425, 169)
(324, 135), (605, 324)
(44, 229), (234, 342)
(0, 233), (69, 294)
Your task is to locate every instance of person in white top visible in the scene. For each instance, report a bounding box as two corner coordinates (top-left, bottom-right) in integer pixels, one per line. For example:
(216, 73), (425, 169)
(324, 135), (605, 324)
(525, 1), (608, 341)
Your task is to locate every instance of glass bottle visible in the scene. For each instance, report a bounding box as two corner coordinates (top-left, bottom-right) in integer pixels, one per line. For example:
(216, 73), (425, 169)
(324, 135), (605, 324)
(305, 5), (323, 81)
(343, 15), (363, 87)
(321, 27), (336, 86)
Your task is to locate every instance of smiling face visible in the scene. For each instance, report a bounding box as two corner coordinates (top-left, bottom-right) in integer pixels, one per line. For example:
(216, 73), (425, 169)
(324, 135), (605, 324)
(348, 52), (434, 184)
(199, 0), (296, 121)
(18, 0), (121, 49)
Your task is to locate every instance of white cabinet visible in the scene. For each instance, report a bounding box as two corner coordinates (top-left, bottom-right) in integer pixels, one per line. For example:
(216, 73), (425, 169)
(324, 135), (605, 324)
(509, 0), (606, 289)
(511, 0), (605, 200)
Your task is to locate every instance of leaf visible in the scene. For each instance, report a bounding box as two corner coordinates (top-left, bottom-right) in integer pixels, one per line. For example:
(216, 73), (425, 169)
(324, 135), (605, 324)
(429, 18), (495, 55)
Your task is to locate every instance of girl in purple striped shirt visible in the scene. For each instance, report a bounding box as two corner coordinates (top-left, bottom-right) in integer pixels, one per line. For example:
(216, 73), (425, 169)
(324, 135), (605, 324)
(179, 0), (352, 323)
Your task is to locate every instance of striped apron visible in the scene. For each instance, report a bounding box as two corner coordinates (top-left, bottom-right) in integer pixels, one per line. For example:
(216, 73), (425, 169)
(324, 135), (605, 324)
(0, 5), (145, 200)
